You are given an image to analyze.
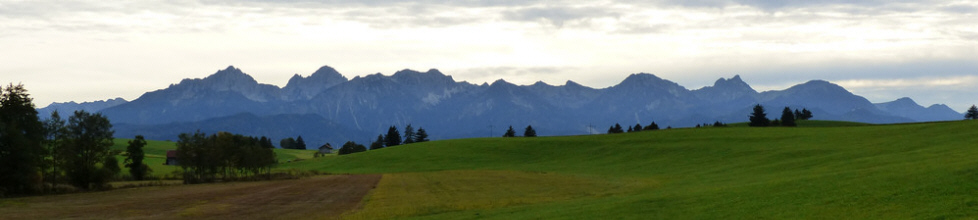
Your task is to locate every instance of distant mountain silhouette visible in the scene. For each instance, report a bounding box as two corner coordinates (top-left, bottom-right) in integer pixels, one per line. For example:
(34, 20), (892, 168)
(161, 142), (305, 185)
(37, 65), (965, 147)
(38, 98), (128, 118)
(874, 97), (962, 122)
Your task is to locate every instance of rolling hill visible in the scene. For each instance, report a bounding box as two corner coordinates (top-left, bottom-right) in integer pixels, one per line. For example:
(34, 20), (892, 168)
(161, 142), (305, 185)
(278, 120), (978, 219)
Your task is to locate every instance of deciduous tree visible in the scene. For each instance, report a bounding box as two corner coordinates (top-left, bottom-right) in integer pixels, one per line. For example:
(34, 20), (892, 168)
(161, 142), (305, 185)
(63, 110), (115, 189)
(125, 135), (149, 180)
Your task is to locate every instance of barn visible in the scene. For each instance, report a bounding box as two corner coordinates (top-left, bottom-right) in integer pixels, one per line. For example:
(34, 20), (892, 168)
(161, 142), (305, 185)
(165, 150), (178, 165)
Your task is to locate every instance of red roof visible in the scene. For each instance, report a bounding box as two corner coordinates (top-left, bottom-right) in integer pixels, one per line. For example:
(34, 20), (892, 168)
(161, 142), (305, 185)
(166, 150), (178, 158)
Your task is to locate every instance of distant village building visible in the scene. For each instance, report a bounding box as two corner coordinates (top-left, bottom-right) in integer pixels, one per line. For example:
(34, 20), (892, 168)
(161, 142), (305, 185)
(165, 150), (179, 165)
(318, 143), (334, 154)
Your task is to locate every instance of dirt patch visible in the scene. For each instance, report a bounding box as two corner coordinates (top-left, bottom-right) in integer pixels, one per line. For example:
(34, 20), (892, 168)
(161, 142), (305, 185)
(0, 174), (381, 220)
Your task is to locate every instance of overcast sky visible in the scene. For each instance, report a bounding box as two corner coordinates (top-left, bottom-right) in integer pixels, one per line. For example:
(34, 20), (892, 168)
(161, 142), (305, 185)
(2, 0), (976, 111)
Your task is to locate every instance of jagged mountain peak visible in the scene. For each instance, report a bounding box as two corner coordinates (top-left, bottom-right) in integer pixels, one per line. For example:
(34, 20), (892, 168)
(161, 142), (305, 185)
(531, 81), (551, 87)
(565, 80), (583, 87)
(283, 65), (350, 100)
(490, 79), (508, 85)
(714, 75), (749, 87)
(204, 66), (257, 84)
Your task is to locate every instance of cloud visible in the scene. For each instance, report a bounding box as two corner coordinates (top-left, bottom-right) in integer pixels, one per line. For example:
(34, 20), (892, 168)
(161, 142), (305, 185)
(502, 6), (621, 27)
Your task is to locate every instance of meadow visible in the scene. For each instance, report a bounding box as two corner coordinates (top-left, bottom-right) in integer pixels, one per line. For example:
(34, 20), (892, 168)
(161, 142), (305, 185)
(281, 120), (978, 219)
(5, 120), (977, 219)
(109, 139), (318, 179)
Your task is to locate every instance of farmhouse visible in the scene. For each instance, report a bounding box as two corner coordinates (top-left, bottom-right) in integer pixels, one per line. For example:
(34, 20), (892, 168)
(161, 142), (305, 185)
(165, 150), (178, 165)
(319, 143), (334, 154)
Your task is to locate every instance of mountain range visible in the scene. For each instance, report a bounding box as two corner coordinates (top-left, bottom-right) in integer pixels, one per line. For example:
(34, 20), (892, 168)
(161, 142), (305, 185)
(38, 66), (964, 148)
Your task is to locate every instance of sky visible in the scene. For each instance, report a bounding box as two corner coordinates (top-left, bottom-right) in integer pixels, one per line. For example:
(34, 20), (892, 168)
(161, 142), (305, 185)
(2, 0), (976, 111)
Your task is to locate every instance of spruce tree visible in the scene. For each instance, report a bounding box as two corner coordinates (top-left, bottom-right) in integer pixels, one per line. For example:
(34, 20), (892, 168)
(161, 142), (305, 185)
(781, 107), (797, 127)
(503, 126), (516, 137)
(524, 125), (537, 137)
(645, 121), (659, 131)
(415, 127), (429, 142)
(634, 123), (643, 132)
(966, 105), (978, 120)
(0, 83), (45, 194)
(748, 104), (770, 127)
(385, 126), (401, 147)
(370, 135), (385, 150)
(295, 136), (307, 150)
(403, 124), (415, 144)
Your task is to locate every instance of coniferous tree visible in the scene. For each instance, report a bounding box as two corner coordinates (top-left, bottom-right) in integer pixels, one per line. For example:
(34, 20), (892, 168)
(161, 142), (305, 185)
(415, 127), (429, 142)
(800, 108), (814, 120)
(125, 135), (149, 180)
(403, 124), (416, 144)
(503, 126), (516, 137)
(259, 136), (274, 149)
(644, 121), (660, 131)
(370, 135), (385, 150)
(295, 136), (307, 150)
(794, 109), (803, 120)
(781, 107), (797, 127)
(748, 104), (771, 127)
(966, 105), (978, 120)
(627, 126), (634, 132)
(0, 83), (45, 194)
(524, 125), (537, 137)
(280, 137), (297, 149)
(385, 126), (401, 147)
(634, 124), (643, 132)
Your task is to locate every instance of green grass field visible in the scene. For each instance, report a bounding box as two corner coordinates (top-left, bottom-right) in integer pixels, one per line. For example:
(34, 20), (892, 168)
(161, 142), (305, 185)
(109, 139), (318, 179)
(276, 120), (978, 219)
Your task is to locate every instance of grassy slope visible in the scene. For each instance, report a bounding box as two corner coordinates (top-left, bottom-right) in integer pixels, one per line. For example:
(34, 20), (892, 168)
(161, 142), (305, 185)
(281, 120), (978, 219)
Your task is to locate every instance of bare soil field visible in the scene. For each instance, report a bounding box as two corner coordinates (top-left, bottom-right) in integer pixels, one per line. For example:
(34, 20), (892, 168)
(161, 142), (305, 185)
(0, 174), (381, 220)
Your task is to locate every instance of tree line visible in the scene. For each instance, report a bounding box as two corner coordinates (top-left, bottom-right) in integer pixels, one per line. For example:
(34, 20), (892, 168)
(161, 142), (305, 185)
(749, 104), (812, 127)
(1, 84), (125, 196)
(503, 125), (537, 137)
(337, 124), (430, 155)
(608, 121), (664, 134)
(176, 131), (277, 184)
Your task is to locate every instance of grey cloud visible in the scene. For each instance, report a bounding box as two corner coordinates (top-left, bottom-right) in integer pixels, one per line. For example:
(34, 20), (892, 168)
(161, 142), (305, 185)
(941, 4), (978, 14)
(502, 6), (621, 27)
(641, 0), (935, 11)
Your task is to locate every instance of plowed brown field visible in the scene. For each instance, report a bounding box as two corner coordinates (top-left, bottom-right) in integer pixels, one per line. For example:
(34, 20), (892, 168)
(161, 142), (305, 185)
(0, 174), (381, 220)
